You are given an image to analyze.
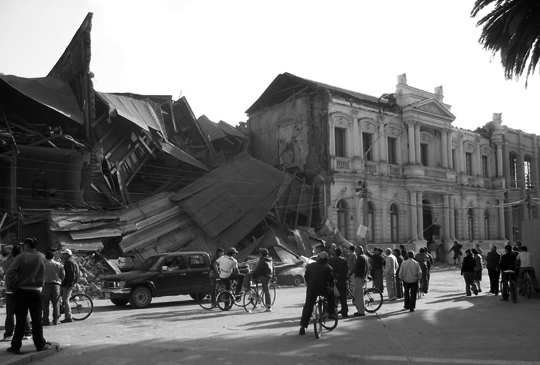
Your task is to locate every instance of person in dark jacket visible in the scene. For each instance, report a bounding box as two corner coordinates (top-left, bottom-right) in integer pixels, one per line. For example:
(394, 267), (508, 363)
(366, 247), (385, 292)
(60, 249), (80, 323)
(349, 246), (370, 316)
(394, 248), (404, 299)
(485, 245), (501, 295)
(5, 237), (50, 354)
(328, 248), (349, 318)
(299, 251), (335, 335)
(248, 248), (274, 312)
(499, 244), (516, 301)
(461, 249), (478, 296)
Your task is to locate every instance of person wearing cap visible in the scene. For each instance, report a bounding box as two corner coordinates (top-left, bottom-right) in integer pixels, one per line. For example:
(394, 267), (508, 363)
(42, 250), (65, 326)
(5, 237), (50, 354)
(246, 248), (274, 312)
(215, 247), (245, 296)
(298, 251), (336, 335)
(60, 248), (80, 323)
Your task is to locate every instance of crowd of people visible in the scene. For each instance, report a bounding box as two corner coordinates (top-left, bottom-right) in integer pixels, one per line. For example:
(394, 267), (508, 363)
(1, 238), (80, 355)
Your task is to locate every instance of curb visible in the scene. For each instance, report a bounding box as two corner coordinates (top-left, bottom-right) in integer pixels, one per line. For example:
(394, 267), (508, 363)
(0, 343), (61, 365)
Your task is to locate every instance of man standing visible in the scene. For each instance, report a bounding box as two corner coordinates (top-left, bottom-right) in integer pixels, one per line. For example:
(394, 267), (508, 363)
(349, 246), (370, 317)
(414, 248), (429, 293)
(485, 245), (501, 295)
(328, 248), (349, 318)
(347, 245), (357, 281)
(516, 246), (540, 294)
(60, 249), (80, 323)
(42, 251), (65, 326)
(5, 238), (50, 354)
(366, 248), (385, 293)
(500, 244), (516, 301)
(399, 251), (422, 312)
(215, 248), (245, 296)
(299, 252), (335, 335)
(461, 249), (478, 296)
(383, 248), (398, 301)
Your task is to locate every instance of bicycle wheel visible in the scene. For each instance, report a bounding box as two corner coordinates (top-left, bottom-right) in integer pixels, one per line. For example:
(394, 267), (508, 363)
(243, 289), (258, 313)
(216, 291), (234, 311)
(320, 299), (338, 331)
(197, 284), (217, 310)
(364, 288), (383, 313)
(417, 280), (424, 300)
(262, 284), (276, 307)
(510, 281), (518, 303)
(70, 294), (93, 321)
(524, 276), (532, 299)
(313, 300), (323, 339)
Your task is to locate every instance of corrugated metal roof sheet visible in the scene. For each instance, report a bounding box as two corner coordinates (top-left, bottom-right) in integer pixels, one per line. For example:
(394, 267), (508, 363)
(96, 92), (161, 132)
(0, 74), (84, 124)
(217, 121), (246, 139)
(171, 152), (291, 247)
(160, 141), (209, 171)
(197, 115), (227, 141)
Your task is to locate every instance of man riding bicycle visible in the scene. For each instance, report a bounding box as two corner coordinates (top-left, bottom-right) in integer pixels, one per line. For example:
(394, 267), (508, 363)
(298, 251), (336, 335)
(215, 247), (245, 297)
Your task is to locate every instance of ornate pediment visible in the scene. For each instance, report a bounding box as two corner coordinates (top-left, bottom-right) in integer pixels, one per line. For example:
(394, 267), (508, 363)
(410, 99), (455, 120)
(416, 102), (449, 117)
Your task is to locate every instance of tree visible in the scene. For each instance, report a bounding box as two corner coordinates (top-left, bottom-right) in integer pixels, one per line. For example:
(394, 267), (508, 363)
(471, 0), (540, 85)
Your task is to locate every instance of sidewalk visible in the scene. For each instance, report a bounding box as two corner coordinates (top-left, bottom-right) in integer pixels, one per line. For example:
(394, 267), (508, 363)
(0, 342), (60, 365)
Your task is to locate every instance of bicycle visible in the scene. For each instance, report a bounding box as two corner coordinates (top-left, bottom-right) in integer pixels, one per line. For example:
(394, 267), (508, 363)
(500, 270), (518, 303)
(312, 295), (338, 339)
(417, 279), (424, 300)
(519, 271), (533, 298)
(243, 280), (276, 313)
(58, 292), (94, 321)
(343, 279), (383, 313)
(197, 278), (243, 311)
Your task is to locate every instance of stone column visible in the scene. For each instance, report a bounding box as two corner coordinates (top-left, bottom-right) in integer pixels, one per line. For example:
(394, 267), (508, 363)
(495, 141), (503, 177)
(407, 121), (415, 164)
(499, 199), (506, 240)
(410, 191), (418, 241)
(415, 123), (421, 164)
(359, 122), (364, 160)
(352, 118), (360, 157)
(478, 205), (485, 240)
(449, 196), (456, 240)
(381, 199), (388, 242)
(534, 135), (539, 189)
(379, 123), (386, 162)
(441, 129), (448, 168)
(462, 197), (468, 241)
(443, 194), (451, 240)
(448, 132), (453, 170)
(417, 191), (423, 241)
(329, 125), (336, 156)
(476, 138), (482, 176)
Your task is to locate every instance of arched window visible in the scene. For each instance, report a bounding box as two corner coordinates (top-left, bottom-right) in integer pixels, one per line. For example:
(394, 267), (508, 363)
(337, 200), (348, 240)
(454, 209), (459, 239)
(390, 204), (399, 243)
(468, 208), (474, 240)
(484, 210), (490, 240)
(367, 202), (375, 243)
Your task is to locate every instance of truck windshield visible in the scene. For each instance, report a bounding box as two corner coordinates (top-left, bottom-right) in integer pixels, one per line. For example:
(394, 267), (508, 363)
(137, 256), (161, 271)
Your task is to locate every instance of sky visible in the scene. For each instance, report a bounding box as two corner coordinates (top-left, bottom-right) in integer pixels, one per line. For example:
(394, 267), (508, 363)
(0, 0), (539, 134)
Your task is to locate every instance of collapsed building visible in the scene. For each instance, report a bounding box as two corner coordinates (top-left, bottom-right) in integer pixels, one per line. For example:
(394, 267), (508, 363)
(1, 13), (350, 274)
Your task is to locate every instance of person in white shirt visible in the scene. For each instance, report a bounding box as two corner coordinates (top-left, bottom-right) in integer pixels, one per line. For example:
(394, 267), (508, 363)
(383, 248), (398, 301)
(398, 251), (422, 312)
(215, 247), (245, 295)
(516, 246), (540, 294)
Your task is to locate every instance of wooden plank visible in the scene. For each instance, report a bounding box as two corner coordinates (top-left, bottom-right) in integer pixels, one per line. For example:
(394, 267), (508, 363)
(138, 135), (156, 159)
(91, 112), (109, 128)
(118, 142), (140, 166)
(116, 165), (127, 206)
(307, 185), (315, 227)
(98, 125), (118, 143)
(105, 135), (130, 159)
(294, 178), (306, 227)
(126, 153), (153, 186)
(281, 172), (296, 224)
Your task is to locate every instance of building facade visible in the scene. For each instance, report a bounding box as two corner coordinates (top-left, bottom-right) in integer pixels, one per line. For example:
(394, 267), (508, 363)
(247, 72), (537, 255)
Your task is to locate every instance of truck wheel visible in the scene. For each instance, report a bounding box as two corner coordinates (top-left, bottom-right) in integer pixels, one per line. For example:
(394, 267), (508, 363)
(129, 286), (152, 308)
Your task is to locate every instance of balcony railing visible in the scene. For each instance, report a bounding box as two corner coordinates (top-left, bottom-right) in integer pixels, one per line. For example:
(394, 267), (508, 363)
(365, 161), (377, 174)
(484, 178), (492, 189)
(389, 165), (401, 176)
(334, 157), (351, 171)
(425, 168), (446, 178)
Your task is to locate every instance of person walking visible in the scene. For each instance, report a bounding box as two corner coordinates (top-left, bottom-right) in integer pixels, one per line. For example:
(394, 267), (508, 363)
(461, 249), (478, 296)
(299, 252), (336, 335)
(2, 245), (32, 342)
(393, 248), (404, 299)
(414, 248), (429, 293)
(5, 237), (50, 354)
(59, 249), (80, 323)
(398, 251), (422, 312)
(328, 248), (349, 317)
(348, 246), (370, 317)
(449, 241), (463, 265)
(42, 250), (65, 326)
(485, 245), (501, 295)
(383, 248), (398, 301)
(471, 248), (483, 292)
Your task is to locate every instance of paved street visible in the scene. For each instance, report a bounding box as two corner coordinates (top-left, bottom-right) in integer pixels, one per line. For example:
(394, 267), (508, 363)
(1, 263), (540, 365)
